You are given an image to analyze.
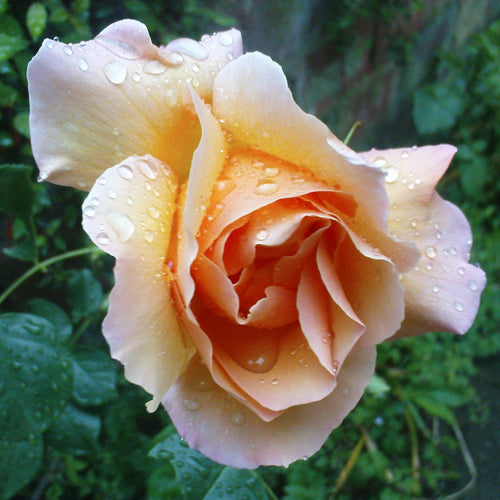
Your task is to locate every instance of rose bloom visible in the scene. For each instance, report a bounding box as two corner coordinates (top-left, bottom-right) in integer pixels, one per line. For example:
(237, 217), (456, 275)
(28, 20), (485, 468)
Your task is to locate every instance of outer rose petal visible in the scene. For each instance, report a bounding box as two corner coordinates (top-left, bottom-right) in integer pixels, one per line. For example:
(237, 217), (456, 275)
(361, 146), (486, 336)
(163, 346), (375, 468)
(28, 20), (241, 189)
(82, 155), (194, 411)
(212, 52), (419, 273)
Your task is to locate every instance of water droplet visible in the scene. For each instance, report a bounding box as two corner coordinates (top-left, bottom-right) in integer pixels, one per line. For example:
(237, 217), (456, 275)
(466, 236), (473, 246)
(263, 167), (280, 177)
(449, 247), (457, 256)
(425, 246), (437, 259)
(96, 232), (110, 245)
(408, 182), (415, 190)
(132, 72), (141, 82)
(144, 60), (167, 75)
(401, 150), (410, 159)
(104, 60), (127, 84)
(165, 51), (184, 66)
(255, 179), (278, 196)
(468, 280), (478, 291)
(78, 58), (88, 71)
(106, 211), (135, 243)
(98, 175), (107, 185)
(83, 205), (96, 217)
(432, 285), (439, 293)
(454, 301), (464, 312)
(374, 156), (387, 167)
(90, 196), (100, 207)
(411, 219), (417, 227)
(148, 206), (160, 219)
(217, 32), (234, 46)
(342, 387), (350, 396)
(183, 398), (201, 411)
(384, 165), (399, 183)
(95, 37), (141, 59)
(332, 360), (340, 376)
(37, 171), (48, 182)
(166, 38), (209, 61)
(457, 267), (465, 276)
(46, 40), (54, 49)
(435, 230), (442, 240)
(256, 229), (269, 241)
(230, 411), (245, 426)
(143, 230), (154, 243)
(118, 164), (134, 180)
(107, 188), (117, 199)
(137, 158), (158, 179)
(63, 45), (73, 55)
(271, 378), (279, 386)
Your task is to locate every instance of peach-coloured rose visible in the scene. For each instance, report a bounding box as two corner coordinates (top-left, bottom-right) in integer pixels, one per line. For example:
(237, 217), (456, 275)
(28, 20), (486, 468)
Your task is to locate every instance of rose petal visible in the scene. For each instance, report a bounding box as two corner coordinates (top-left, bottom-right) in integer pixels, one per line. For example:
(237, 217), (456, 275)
(82, 154), (194, 411)
(212, 52), (419, 272)
(28, 20), (241, 189)
(163, 346), (376, 468)
(361, 146), (486, 336)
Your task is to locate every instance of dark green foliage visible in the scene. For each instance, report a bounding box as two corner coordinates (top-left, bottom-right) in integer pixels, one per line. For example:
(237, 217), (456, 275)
(0, 1), (499, 499)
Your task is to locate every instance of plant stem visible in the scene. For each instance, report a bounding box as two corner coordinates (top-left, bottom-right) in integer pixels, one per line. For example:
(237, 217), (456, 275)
(330, 433), (365, 498)
(343, 121), (362, 146)
(0, 247), (101, 307)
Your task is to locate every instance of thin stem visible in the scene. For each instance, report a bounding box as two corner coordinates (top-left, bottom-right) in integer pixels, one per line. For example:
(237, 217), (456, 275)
(0, 247), (101, 307)
(343, 121), (362, 146)
(404, 406), (421, 497)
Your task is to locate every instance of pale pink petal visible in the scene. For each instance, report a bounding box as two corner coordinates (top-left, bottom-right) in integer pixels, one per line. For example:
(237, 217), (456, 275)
(82, 155), (194, 411)
(212, 53), (419, 272)
(28, 20), (241, 189)
(361, 146), (486, 336)
(163, 346), (376, 468)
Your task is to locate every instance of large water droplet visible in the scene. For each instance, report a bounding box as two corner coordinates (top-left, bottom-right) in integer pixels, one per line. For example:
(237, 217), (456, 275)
(255, 179), (278, 196)
(104, 60), (127, 84)
(137, 158), (158, 179)
(217, 32), (234, 46)
(384, 165), (399, 183)
(425, 246), (437, 259)
(78, 58), (88, 71)
(95, 37), (141, 59)
(144, 60), (167, 75)
(374, 156), (387, 167)
(83, 205), (96, 218)
(166, 38), (209, 61)
(118, 164), (134, 180)
(96, 232), (110, 245)
(106, 211), (135, 243)
(148, 206), (160, 219)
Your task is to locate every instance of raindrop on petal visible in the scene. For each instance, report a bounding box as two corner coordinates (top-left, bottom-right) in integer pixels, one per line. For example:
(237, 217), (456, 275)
(78, 58), (89, 71)
(255, 179), (278, 196)
(118, 164), (134, 180)
(166, 38), (209, 61)
(106, 211), (135, 243)
(230, 412), (245, 426)
(384, 165), (399, 183)
(217, 32), (234, 46)
(96, 232), (110, 245)
(104, 60), (127, 84)
(425, 246), (437, 259)
(144, 60), (167, 75)
(183, 398), (201, 411)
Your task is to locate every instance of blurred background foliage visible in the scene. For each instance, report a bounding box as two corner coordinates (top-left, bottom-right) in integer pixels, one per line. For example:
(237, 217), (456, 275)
(1, 0), (499, 498)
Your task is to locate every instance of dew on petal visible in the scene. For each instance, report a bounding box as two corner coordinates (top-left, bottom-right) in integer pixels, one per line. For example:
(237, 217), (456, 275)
(332, 360), (340, 376)
(166, 38), (209, 61)
(148, 206), (160, 219)
(95, 37), (141, 59)
(106, 211), (135, 243)
(137, 158), (158, 179)
(104, 60), (127, 84)
(165, 51), (184, 66)
(425, 246), (437, 259)
(383, 165), (399, 183)
(230, 411), (245, 426)
(373, 156), (387, 167)
(457, 267), (465, 276)
(107, 188), (117, 199)
(454, 301), (464, 312)
(271, 378), (279, 386)
(468, 280), (478, 291)
(143, 230), (154, 243)
(263, 167), (280, 177)
(400, 150), (410, 159)
(77, 58), (89, 71)
(432, 285), (439, 293)
(217, 32), (234, 46)
(90, 196), (100, 207)
(118, 164), (134, 180)
(37, 171), (48, 182)
(132, 72), (141, 82)
(63, 45), (73, 55)
(144, 60), (167, 75)
(256, 229), (269, 241)
(96, 232), (110, 245)
(83, 205), (96, 218)
(255, 179), (278, 196)
(183, 398), (201, 411)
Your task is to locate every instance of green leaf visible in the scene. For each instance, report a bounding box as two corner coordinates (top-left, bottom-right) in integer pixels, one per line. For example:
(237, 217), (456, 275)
(0, 34), (29, 62)
(0, 435), (43, 500)
(412, 79), (466, 134)
(45, 404), (100, 455)
(26, 298), (73, 343)
(26, 3), (48, 41)
(13, 111), (30, 138)
(0, 314), (73, 442)
(149, 434), (270, 500)
(66, 268), (103, 322)
(412, 397), (457, 426)
(72, 347), (117, 406)
(366, 374), (390, 395)
(0, 80), (19, 107)
(0, 0), (8, 15)
(0, 164), (37, 261)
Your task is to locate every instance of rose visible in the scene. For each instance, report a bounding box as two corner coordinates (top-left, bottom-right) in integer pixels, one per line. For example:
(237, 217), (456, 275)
(28, 20), (485, 468)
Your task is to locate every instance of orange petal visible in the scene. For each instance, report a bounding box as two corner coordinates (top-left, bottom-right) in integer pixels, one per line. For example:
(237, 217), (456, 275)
(162, 346), (376, 468)
(28, 20), (240, 189)
(82, 155), (194, 411)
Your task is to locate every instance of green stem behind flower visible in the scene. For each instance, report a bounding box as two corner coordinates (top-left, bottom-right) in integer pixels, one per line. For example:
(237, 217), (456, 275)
(0, 247), (102, 308)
